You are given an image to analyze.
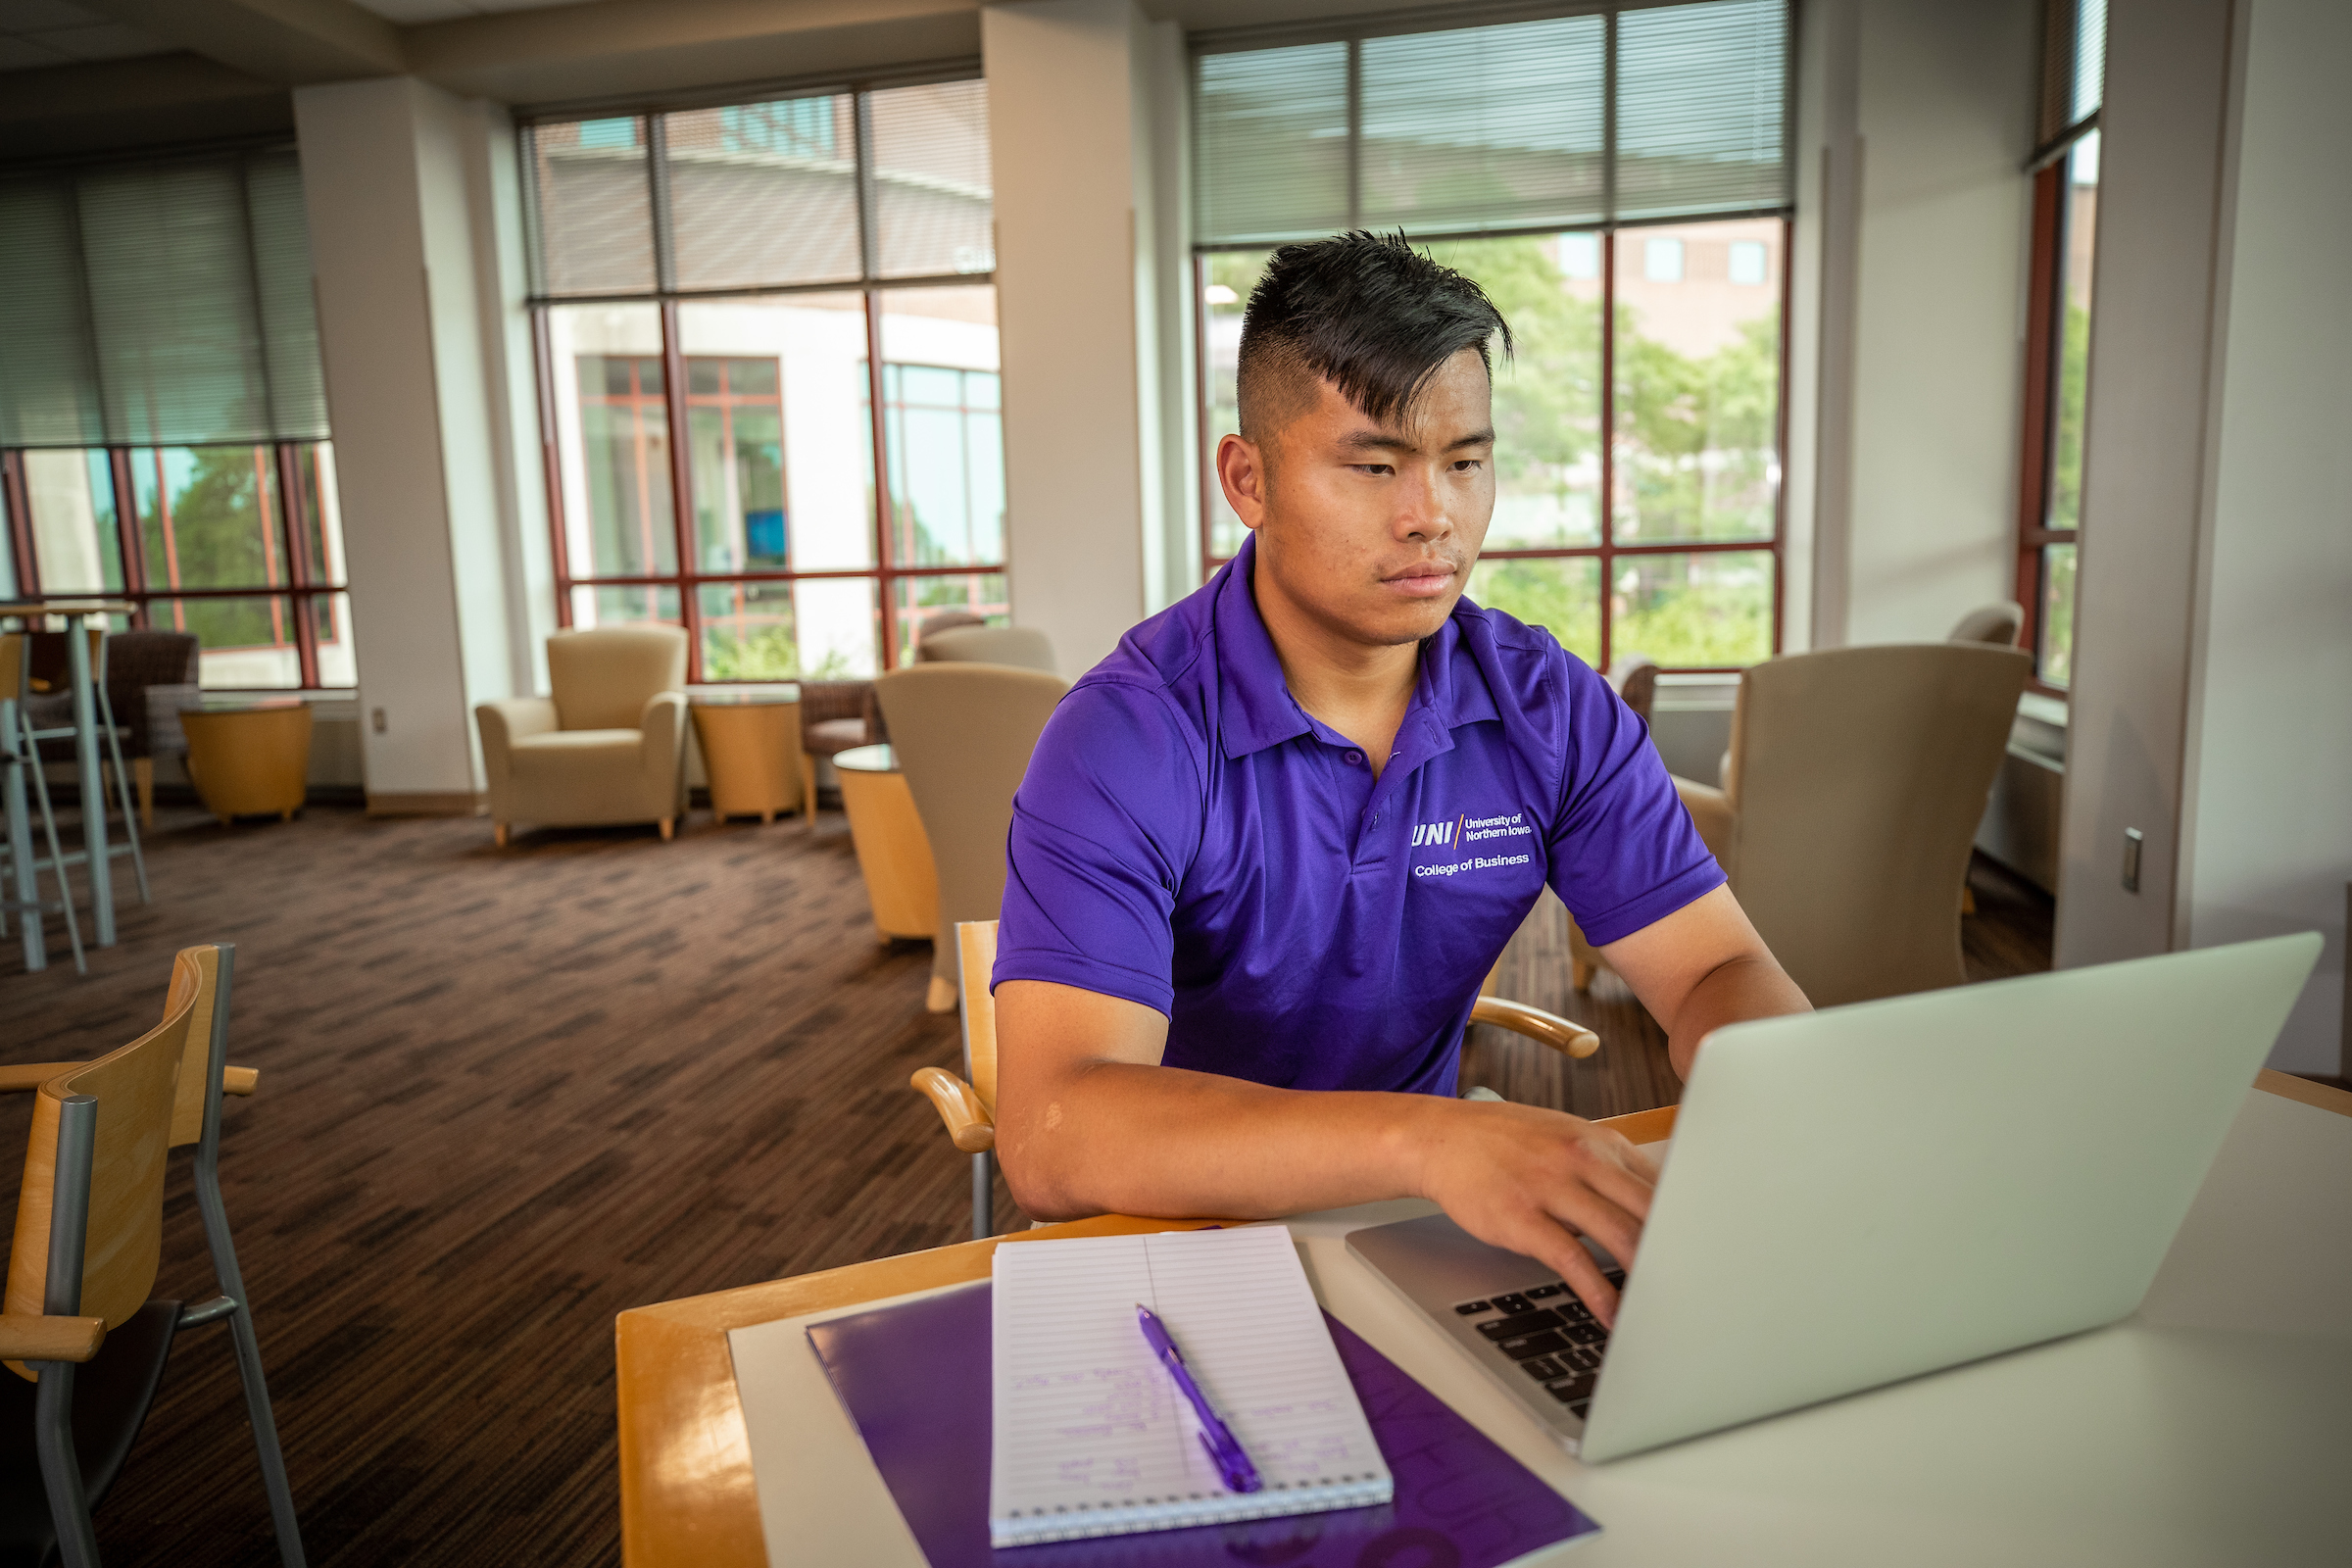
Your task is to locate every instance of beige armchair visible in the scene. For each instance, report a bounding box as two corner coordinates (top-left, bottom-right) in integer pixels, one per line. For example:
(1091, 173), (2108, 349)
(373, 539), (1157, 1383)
(476, 625), (690, 847)
(915, 623), (1058, 673)
(1669, 643), (2031, 1007)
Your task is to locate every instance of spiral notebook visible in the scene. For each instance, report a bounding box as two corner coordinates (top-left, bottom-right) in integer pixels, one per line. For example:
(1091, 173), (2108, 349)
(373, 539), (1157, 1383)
(988, 1227), (1392, 1547)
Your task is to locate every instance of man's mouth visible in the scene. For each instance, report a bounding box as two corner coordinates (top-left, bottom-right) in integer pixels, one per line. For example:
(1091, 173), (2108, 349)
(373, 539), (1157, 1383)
(1381, 561), (1460, 600)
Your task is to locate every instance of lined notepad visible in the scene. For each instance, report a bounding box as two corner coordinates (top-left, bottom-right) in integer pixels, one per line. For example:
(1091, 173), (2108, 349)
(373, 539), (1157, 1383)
(988, 1226), (1393, 1547)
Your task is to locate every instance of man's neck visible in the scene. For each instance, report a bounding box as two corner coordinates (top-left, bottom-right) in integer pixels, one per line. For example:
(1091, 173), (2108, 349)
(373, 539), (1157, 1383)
(1251, 561), (1421, 777)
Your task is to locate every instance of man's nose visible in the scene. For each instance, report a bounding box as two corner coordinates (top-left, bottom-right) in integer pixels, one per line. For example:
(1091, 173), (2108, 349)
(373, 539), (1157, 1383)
(1392, 467), (1454, 542)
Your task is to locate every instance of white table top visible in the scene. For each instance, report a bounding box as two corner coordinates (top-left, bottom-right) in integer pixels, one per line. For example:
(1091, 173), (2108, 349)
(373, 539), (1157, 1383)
(729, 1085), (2352, 1566)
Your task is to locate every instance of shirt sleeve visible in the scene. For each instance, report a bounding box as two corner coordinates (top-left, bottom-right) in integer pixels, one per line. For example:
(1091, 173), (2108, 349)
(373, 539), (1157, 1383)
(993, 681), (1204, 1015)
(1544, 655), (1726, 947)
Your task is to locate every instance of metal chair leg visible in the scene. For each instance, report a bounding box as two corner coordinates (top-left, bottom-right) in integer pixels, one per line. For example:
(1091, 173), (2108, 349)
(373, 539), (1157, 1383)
(37, 1094), (102, 1568)
(21, 708), (85, 974)
(189, 949), (308, 1568)
(970, 1151), (995, 1243)
(97, 685), (149, 905)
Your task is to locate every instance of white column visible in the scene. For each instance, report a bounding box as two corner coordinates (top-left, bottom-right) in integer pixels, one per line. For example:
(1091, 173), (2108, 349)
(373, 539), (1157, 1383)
(293, 77), (542, 808)
(985, 0), (1158, 675)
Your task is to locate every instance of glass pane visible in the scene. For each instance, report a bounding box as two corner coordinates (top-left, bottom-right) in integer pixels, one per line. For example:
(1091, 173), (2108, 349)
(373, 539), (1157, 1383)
(663, 99), (860, 291)
(698, 581), (799, 680)
(1200, 250), (1271, 563)
(876, 288), (1004, 568)
(676, 294), (874, 571)
(797, 575), (879, 678)
(869, 80), (995, 278)
(2048, 131), (2098, 534)
(2039, 542), (2078, 688)
(148, 595), (300, 688)
(1612, 220), (1782, 545)
(525, 119), (657, 296)
(892, 572), (1008, 666)
(1611, 550), (1774, 667)
(1465, 556), (1600, 666)
(131, 445), (285, 592)
(23, 448), (123, 593)
(0, 481), (16, 599)
(1424, 234), (1603, 549)
(292, 440), (347, 586)
(1193, 43), (1350, 246)
(568, 583), (681, 629)
(311, 591), (356, 687)
(548, 304), (677, 579)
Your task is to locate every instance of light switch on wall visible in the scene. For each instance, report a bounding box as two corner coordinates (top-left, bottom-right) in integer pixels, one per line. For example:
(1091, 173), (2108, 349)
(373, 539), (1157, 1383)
(2122, 827), (2144, 894)
(371, 707), (387, 735)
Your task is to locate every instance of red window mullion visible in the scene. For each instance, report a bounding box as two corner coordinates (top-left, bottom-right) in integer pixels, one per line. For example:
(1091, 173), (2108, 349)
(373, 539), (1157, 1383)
(1, 451), (34, 595)
(659, 300), (702, 681)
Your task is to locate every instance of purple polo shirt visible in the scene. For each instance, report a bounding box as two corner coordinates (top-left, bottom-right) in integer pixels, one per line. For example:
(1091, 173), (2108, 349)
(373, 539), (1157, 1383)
(994, 534), (1724, 1097)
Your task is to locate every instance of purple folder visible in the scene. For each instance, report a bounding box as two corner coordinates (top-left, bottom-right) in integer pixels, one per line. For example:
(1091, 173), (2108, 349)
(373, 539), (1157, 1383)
(806, 1281), (1600, 1568)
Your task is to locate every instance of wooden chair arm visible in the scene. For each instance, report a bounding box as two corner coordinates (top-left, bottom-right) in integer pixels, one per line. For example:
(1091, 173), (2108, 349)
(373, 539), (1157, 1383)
(0, 1314), (105, 1363)
(1470, 997), (1600, 1059)
(909, 1067), (996, 1153)
(1592, 1104), (1678, 1145)
(1, 1063), (259, 1095)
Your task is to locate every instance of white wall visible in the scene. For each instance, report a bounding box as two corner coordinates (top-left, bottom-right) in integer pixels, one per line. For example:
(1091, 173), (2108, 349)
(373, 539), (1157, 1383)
(2177, 0), (2352, 1075)
(1795, 0), (2039, 654)
(295, 76), (540, 803)
(985, 0), (1154, 676)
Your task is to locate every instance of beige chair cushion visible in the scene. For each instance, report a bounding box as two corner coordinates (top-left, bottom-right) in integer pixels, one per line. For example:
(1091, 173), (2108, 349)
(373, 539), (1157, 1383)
(876, 663), (1070, 988)
(915, 624), (1058, 674)
(547, 625), (688, 732)
(1947, 602), (2026, 647)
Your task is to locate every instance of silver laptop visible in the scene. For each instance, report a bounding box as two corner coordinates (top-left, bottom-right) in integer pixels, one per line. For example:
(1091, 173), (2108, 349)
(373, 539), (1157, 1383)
(1348, 933), (2322, 1462)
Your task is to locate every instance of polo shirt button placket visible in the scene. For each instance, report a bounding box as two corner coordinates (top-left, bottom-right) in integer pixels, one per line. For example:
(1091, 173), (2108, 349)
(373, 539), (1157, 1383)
(1345, 750), (1364, 765)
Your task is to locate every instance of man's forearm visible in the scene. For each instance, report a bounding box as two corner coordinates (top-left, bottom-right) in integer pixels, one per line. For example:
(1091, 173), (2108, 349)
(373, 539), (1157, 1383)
(1664, 953), (1811, 1080)
(999, 1061), (1441, 1222)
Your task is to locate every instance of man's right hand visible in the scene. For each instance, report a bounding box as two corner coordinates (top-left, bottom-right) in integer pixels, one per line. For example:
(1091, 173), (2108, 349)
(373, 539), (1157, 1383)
(1404, 1098), (1658, 1326)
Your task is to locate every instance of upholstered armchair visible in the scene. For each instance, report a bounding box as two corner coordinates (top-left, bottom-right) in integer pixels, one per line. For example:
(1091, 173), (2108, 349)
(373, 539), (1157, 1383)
(475, 625), (690, 846)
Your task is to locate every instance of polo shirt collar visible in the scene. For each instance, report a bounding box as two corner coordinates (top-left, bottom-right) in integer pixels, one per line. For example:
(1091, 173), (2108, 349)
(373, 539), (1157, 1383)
(1213, 533), (1501, 761)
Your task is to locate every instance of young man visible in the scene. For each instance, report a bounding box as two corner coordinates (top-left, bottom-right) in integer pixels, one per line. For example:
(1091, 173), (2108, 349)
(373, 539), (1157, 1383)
(993, 233), (1809, 1321)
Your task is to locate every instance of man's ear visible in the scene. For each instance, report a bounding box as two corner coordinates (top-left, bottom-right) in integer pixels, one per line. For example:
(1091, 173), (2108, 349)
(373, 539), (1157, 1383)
(1216, 432), (1273, 531)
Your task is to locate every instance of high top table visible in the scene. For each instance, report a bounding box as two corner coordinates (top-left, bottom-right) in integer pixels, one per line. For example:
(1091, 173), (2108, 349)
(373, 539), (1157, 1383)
(0, 599), (134, 968)
(615, 1072), (2352, 1567)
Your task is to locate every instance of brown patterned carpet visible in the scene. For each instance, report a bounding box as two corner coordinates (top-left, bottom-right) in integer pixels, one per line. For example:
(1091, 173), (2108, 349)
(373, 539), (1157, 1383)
(0, 801), (2051, 1567)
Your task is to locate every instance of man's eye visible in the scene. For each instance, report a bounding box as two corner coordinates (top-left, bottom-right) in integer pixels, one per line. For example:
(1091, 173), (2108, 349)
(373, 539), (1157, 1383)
(1353, 464), (1395, 476)
(1452, 459), (1485, 472)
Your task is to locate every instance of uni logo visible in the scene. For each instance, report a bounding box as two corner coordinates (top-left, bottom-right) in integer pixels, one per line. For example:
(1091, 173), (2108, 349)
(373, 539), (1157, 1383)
(1410, 817), (1460, 849)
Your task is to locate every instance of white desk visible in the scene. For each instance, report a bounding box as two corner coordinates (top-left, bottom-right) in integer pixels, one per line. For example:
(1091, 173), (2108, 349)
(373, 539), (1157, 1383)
(724, 1076), (2352, 1567)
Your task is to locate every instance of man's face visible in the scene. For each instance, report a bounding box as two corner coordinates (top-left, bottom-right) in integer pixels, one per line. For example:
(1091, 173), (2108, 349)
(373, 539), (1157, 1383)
(1219, 347), (1496, 650)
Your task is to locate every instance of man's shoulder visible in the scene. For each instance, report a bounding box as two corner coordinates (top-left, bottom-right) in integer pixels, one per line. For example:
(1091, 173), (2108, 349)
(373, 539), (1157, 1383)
(1446, 596), (1605, 709)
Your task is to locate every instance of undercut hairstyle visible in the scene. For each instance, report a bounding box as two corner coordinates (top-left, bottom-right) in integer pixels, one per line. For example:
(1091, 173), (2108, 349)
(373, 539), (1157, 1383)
(1236, 230), (1512, 447)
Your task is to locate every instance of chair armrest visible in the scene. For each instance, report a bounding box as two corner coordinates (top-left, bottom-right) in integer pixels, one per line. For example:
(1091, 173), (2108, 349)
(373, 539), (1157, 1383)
(1469, 997), (1600, 1059)
(639, 691), (688, 800)
(477, 696), (560, 747)
(909, 1067), (996, 1152)
(0, 1314), (104, 1363)
(2, 1063), (257, 1095)
(1593, 1104), (1678, 1145)
(1673, 775), (1736, 870)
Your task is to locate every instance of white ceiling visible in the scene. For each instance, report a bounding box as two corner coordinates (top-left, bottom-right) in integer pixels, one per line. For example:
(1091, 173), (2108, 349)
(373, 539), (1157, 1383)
(0, 0), (172, 72)
(347, 0), (581, 22)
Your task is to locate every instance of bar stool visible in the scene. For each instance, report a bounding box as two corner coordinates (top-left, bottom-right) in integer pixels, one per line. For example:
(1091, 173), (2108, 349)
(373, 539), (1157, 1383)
(26, 627), (152, 905)
(0, 634), (86, 974)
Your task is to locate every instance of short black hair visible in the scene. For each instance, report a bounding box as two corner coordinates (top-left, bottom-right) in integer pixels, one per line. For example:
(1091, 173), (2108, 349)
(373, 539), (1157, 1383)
(1237, 230), (1511, 442)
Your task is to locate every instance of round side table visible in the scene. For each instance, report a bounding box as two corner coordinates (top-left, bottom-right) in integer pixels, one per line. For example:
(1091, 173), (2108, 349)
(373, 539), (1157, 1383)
(689, 689), (804, 825)
(833, 744), (940, 949)
(179, 698), (313, 824)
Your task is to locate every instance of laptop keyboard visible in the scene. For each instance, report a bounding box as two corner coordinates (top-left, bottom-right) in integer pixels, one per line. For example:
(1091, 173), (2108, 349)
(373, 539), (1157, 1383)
(1450, 1268), (1624, 1419)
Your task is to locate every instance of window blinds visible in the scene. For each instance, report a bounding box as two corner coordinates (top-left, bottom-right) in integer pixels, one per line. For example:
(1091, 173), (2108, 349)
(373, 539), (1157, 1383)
(1194, 0), (1789, 247)
(0, 146), (329, 449)
(522, 77), (995, 298)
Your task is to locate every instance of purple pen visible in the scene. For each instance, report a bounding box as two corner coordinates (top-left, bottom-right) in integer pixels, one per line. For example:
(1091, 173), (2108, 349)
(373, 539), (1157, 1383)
(1135, 1304), (1262, 1494)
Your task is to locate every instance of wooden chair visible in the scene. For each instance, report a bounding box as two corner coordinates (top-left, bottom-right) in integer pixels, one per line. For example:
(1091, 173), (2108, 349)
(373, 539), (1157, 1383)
(911, 921), (1603, 1243)
(0, 944), (304, 1568)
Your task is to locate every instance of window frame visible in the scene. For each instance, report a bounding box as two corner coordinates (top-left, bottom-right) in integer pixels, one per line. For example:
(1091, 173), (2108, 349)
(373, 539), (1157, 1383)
(1194, 212), (1794, 676)
(0, 439), (350, 690)
(521, 80), (1004, 684)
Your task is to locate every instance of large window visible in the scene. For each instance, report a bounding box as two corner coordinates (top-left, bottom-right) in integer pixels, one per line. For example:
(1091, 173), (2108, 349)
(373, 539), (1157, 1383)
(0, 144), (348, 688)
(1192, 1), (1791, 672)
(523, 80), (1003, 681)
(1, 442), (353, 688)
(2016, 0), (2105, 689)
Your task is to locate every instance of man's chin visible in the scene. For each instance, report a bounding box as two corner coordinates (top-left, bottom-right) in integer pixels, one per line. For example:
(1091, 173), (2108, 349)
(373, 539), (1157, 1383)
(1348, 592), (1461, 647)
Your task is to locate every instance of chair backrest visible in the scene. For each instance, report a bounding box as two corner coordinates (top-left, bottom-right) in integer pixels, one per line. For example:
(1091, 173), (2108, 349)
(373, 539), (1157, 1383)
(915, 624), (1058, 674)
(876, 662), (1069, 958)
(1723, 644), (2031, 1007)
(956, 921), (1000, 1114)
(546, 624), (688, 732)
(0, 632), (25, 705)
(164, 944), (229, 1149)
(1606, 655), (1661, 726)
(915, 611), (988, 649)
(7, 948), (205, 1355)
(1946, 602), (2025, 647)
